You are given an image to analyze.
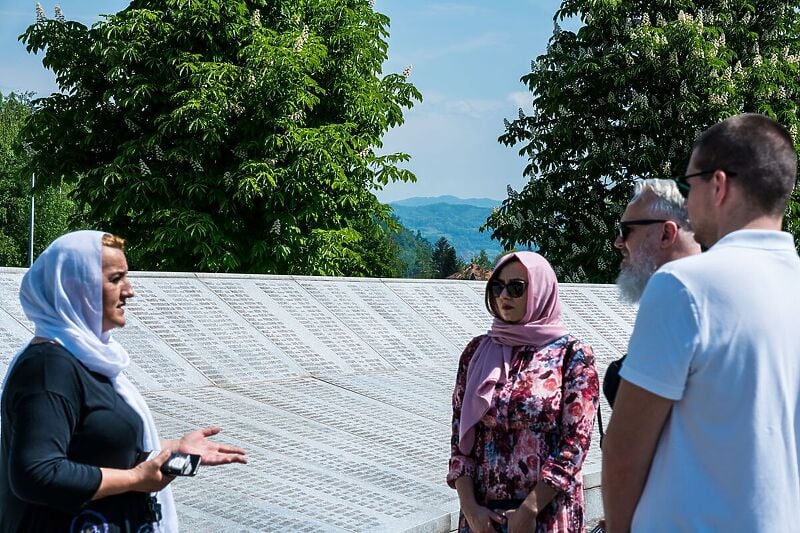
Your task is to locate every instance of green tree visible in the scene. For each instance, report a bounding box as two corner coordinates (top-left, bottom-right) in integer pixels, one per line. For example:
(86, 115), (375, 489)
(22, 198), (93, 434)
(391, 225), (434, 278)
(492, 248), (516, 266)
(348, 218), (406, 278)
(469, 249), (492, 270)
(431, 236), (462, 278)
(21, 0), (420, 274)
(407, 230), (434, 278)
(487, 1), (800, 282)
(0, 92), (78, 266)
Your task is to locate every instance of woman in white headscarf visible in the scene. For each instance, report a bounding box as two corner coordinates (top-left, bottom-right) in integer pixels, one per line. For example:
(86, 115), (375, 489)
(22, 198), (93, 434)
(0, 231), (247, 533)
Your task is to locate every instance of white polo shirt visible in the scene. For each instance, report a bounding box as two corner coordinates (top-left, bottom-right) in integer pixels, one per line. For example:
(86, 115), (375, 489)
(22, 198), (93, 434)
(621, 230), (800, 531)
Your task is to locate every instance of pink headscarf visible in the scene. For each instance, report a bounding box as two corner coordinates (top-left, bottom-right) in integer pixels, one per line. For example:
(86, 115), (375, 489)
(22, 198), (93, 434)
(458, 251), (568, 454)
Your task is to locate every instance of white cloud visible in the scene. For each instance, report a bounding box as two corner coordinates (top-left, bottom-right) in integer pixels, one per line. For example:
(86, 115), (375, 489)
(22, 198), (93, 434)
(375, 108), (529, 202)
(442, 98), (504, 119)
(507, 91), (531, 109)
(415, 89), (447, 106)
(408, 88), (506, 119)
(414, 32), (502, 63)
(407, 94), (506, 119)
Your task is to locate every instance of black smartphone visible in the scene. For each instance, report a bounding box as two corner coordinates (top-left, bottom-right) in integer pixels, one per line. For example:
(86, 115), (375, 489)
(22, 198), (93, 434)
(160, 452), (201, 476)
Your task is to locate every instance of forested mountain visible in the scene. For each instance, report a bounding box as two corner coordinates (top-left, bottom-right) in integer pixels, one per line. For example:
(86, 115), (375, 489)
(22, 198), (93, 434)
(388, 198), (503, 260)
(390, 195), (499, 208)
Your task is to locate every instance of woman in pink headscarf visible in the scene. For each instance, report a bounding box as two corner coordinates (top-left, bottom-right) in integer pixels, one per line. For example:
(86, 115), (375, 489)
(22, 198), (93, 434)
(447, 252), (599, 533)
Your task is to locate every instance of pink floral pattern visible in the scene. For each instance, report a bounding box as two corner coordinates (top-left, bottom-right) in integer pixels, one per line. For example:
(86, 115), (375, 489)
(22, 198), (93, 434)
(448, 334), (599, 532)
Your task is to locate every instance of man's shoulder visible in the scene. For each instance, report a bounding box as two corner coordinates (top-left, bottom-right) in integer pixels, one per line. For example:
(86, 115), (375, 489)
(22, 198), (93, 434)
(657, 246), (744, 286)
(660, 249), (716, 275)
(715, 229), (798, 252)
(663, 231), (800, 282)
(646, 257), (704, 297)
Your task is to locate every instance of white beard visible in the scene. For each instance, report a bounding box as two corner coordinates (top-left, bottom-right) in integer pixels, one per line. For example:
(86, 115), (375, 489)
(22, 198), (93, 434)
(616, 246), (659, 304)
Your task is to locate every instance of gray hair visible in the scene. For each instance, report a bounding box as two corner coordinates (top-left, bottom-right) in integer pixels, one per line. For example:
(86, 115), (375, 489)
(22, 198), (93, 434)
(630, 178), (691, 228)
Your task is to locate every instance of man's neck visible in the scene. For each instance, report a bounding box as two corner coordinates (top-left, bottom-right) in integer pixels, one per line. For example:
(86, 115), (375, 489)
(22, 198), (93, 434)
(666, 241), (702, 263)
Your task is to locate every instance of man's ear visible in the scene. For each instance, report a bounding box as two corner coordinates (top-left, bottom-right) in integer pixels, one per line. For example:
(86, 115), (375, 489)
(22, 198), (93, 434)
(660, 220), (680, 247)
(710, 169), (732, 207)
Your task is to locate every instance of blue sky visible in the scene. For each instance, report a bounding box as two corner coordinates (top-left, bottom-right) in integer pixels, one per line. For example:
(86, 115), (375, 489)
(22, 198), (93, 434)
(0, 0), (575, 202)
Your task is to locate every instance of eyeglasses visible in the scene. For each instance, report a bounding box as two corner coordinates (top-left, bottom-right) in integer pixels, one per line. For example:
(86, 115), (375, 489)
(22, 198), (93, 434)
(488, 279), (528, 298)
(672, 169), (738, 198)
(617, 219), (668, 241)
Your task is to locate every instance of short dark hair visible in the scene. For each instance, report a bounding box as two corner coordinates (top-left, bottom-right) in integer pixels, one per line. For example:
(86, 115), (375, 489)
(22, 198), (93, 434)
(692, 113), (797, 215)
(484, 257), (520, 318)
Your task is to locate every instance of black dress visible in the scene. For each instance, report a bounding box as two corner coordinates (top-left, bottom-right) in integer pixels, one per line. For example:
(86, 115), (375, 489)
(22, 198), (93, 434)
(0, 342), (155, 533)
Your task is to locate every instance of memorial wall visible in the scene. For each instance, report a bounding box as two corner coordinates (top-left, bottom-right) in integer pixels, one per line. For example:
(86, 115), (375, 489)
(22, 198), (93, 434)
(0, 268), (635, 532)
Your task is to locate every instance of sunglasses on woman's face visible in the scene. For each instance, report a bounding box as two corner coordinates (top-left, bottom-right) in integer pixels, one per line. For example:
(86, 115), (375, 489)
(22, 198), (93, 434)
(488, 279), (528, 299)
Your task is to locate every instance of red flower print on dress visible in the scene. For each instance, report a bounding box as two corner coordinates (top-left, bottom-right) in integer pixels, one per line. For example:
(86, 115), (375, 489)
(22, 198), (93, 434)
(447, 335), (600, 533)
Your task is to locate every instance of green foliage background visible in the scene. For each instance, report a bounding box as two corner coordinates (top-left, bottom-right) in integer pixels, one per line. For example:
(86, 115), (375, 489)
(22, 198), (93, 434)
(22, 0), (420, 276)
(0, 89), (431, 276)
(391, 223), (435, 278)
(487, 0), (800, 282)
(0, 92), (80, 266)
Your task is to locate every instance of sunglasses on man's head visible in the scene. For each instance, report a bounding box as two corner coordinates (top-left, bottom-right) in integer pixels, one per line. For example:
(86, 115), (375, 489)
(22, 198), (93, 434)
(617, 219), (668, 241)
(488, 279), (528, 299)
(672, 169), (738, 199)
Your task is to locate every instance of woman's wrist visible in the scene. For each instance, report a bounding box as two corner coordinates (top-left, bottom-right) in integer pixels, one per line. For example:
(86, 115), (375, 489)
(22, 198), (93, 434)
(128, 465), (144, 492)
(522, 481), (557, 517)
(519, 497), (539, 517)
(460, 497), (481, 516)
(454, 476), (480, 515)
(95, 466), (145, 500)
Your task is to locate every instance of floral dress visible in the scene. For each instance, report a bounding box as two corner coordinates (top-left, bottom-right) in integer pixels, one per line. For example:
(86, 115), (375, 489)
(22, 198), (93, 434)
(447, 334), (599, 533)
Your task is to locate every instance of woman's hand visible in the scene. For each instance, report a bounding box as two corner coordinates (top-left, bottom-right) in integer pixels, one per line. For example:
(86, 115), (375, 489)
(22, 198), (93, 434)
(174, 426), (248, 466)
(95, 450), (173, 500)
(130, 449), (174, 493)
(506, 505), (537, 533)
(462, 501), (505, 533)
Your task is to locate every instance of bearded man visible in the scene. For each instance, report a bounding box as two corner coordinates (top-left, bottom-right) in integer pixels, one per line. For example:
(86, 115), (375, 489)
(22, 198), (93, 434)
(603, 179), (701, 406)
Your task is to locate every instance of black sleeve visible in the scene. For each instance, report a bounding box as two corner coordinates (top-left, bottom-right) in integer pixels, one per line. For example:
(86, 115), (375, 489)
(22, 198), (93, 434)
(5, 350), (103, 513)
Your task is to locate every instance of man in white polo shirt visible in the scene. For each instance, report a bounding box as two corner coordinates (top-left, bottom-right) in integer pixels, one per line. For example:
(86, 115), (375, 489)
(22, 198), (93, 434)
(602, 113), (800, 531)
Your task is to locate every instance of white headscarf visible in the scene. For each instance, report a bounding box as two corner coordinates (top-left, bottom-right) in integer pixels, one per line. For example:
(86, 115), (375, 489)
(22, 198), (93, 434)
(5, 230), (178, 532)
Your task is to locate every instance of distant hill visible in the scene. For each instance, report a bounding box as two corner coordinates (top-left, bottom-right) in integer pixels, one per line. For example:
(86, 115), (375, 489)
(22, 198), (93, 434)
(388, 199), (504, 260)
(390, 195), (501, 209)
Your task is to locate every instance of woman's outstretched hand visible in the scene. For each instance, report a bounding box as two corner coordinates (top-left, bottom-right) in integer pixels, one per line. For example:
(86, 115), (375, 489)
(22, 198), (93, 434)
(174, 426), (248, 466)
